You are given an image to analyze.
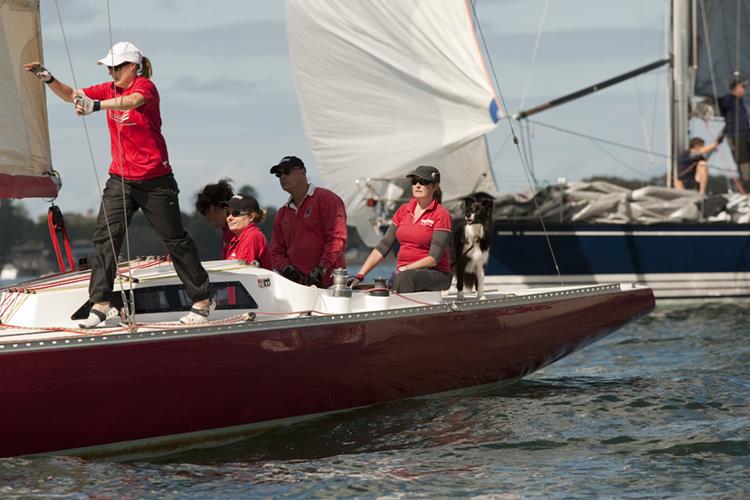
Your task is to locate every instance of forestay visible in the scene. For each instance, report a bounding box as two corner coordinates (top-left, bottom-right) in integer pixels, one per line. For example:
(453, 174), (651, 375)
(0, 0), (57, 199)
(286, 0), (501, 245)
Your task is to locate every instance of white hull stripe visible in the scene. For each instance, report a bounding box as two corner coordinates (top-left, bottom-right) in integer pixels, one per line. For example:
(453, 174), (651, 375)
(496, 230), (750, 237)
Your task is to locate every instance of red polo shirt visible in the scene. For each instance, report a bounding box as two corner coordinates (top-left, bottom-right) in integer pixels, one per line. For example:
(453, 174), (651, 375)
(83, 76), (171, 181)
(225, 223), (271, 269)
(391, 198), (452, 273)
(221, 226), (233, 259)
(271, 185), (347, 286)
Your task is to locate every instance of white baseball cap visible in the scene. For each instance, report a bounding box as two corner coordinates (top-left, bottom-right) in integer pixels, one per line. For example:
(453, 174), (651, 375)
(96, 41), (142, 67)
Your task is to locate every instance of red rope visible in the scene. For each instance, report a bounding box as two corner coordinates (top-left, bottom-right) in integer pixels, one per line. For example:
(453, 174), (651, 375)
(47, 205), (75, 273)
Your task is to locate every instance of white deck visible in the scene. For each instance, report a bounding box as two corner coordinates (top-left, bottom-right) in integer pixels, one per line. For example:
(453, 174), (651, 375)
(0, 258), (635, 347)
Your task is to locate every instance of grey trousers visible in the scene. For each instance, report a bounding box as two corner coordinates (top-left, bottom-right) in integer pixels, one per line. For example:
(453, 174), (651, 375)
(89, 174), (210, 304)
(392, 269), (451, 293)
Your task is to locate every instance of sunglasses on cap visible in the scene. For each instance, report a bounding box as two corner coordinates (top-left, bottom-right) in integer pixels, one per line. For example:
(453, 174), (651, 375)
(411, 177), (434, 186)
(225, 209), (250, 217)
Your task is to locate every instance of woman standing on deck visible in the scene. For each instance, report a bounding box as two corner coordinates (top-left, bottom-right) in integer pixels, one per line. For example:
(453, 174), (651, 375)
(25, 42), (212, 327)
(351, 165), (452, 293)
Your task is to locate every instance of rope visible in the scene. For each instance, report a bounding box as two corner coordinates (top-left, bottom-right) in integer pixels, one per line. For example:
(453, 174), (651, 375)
(469, 1), (563, 286)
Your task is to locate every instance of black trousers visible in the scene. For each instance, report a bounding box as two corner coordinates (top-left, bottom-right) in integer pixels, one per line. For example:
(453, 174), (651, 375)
(89, 174), (210, 304)
(392, 269), (451, 293)
(727, 136), (750, 191)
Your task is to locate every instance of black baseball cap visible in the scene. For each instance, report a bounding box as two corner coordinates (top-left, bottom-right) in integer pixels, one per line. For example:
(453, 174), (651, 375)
(221, 193), (261, 213)
(405, 165), (440, 183)
(270, 155), (306, 174)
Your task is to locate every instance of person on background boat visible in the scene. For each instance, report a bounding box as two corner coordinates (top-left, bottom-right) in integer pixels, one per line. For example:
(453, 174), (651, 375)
(196, 179), (235, 259)
(350, 165), (452, 293)
(269, 155), (347, 287)
(25, 42), (212, 327)
(675, 131), (724, 194)
(718, 78), (750, 192)
(222, 193), (271, 268)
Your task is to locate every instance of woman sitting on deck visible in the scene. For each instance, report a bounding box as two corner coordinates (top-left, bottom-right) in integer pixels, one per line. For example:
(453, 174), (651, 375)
(351, 165), (452, 293)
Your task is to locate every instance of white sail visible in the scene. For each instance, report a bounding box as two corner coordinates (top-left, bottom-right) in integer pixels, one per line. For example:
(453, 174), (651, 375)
(286, 0), (500, 244)
(0, 0), (56, 199)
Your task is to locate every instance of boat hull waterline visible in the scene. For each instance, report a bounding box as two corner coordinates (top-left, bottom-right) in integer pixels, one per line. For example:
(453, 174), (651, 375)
(0, 284), (653, 458)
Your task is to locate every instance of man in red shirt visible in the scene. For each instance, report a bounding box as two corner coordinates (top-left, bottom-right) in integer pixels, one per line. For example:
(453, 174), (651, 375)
(269, 156), (347, 287)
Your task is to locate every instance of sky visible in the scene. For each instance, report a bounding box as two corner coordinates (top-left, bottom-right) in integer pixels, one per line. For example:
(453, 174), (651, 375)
(21, 0), (726, 219)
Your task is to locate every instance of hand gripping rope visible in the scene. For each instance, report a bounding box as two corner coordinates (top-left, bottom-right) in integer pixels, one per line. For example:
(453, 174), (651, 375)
(47, 204), (75, 273)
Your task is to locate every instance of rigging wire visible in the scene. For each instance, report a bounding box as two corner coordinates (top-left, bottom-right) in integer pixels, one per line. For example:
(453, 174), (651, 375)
(490, 132), (513, 163)
(519, 0), (549, 111)
(529, 118), (737, 175)
(105, 0), (137, 327)
(469, 1), (564, 285)
(52, 0), (134, 324)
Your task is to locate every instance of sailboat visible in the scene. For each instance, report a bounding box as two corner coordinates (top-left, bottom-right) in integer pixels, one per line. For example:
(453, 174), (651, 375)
(0, 0), (653, 459)
(483, 0), (750, 301)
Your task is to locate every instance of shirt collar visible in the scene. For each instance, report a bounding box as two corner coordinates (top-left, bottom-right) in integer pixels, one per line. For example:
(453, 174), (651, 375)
(285, 183), (317, 210)
(406, 196), (439, 214)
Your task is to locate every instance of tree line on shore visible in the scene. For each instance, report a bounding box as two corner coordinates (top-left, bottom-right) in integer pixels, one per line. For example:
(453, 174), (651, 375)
(0, 183), (370, 273)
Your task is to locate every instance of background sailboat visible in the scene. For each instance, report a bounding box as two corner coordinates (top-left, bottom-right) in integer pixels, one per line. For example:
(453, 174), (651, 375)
(288, 0), (750, 300)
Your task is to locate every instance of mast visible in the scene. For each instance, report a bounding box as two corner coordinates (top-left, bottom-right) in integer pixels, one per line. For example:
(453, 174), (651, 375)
(669, 0), (691, 187)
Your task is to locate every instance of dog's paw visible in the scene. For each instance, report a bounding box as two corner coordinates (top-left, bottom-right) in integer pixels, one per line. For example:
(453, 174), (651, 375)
(479, 295), (487, 301)
(457, 291), (465, 301)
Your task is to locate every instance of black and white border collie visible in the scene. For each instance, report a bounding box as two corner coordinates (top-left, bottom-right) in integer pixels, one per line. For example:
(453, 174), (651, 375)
(452, 192), (495, 300)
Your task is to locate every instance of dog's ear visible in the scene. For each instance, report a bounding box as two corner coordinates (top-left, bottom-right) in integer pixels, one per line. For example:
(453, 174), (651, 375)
(481, 199), (495, 210)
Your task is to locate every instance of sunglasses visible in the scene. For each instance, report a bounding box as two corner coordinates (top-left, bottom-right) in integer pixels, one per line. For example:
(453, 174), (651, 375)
(274, 167), (301, 178)
(225, 209), (250, 217)
(107, 61), (130, 71)
(411, 177), (434, 186)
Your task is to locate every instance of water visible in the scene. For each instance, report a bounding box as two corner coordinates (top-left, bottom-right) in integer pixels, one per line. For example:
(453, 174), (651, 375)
(1, 303), (748, 498)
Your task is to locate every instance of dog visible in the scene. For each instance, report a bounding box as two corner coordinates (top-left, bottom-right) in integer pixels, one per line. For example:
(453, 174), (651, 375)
(452, 192), (494, 300)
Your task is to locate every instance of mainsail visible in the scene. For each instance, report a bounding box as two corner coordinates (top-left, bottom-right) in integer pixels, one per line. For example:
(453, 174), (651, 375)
(693, 0), (750, 100)
(0, 0), (58, 199)
(286, 0), (501, 245)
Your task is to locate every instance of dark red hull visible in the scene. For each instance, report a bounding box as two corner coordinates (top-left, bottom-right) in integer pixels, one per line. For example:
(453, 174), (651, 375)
(0, 286), (653, 457)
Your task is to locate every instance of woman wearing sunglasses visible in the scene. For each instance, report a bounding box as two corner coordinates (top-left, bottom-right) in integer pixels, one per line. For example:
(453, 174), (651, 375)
(222, 194), (271, 269)
(25, 42), (212, 327)
(351, 165), (452, 293)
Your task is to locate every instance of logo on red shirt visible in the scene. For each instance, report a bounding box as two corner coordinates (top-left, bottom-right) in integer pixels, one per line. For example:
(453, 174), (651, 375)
(420, 219), (435, 227)
(304, 206), (312, 218)
(109, 110), (131, 124)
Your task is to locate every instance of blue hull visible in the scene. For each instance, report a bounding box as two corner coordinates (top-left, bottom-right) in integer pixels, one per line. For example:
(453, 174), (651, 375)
(487, 223), (750, 300)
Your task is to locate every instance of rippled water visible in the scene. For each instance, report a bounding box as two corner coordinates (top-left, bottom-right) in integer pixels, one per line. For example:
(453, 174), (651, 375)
(1, 303), (748, 498)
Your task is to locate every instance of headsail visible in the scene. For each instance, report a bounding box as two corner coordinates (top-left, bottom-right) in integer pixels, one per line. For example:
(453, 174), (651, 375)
(693, 0), (750, 100)
(286, 0), (500, 245)
(0, 0), (58, 199)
